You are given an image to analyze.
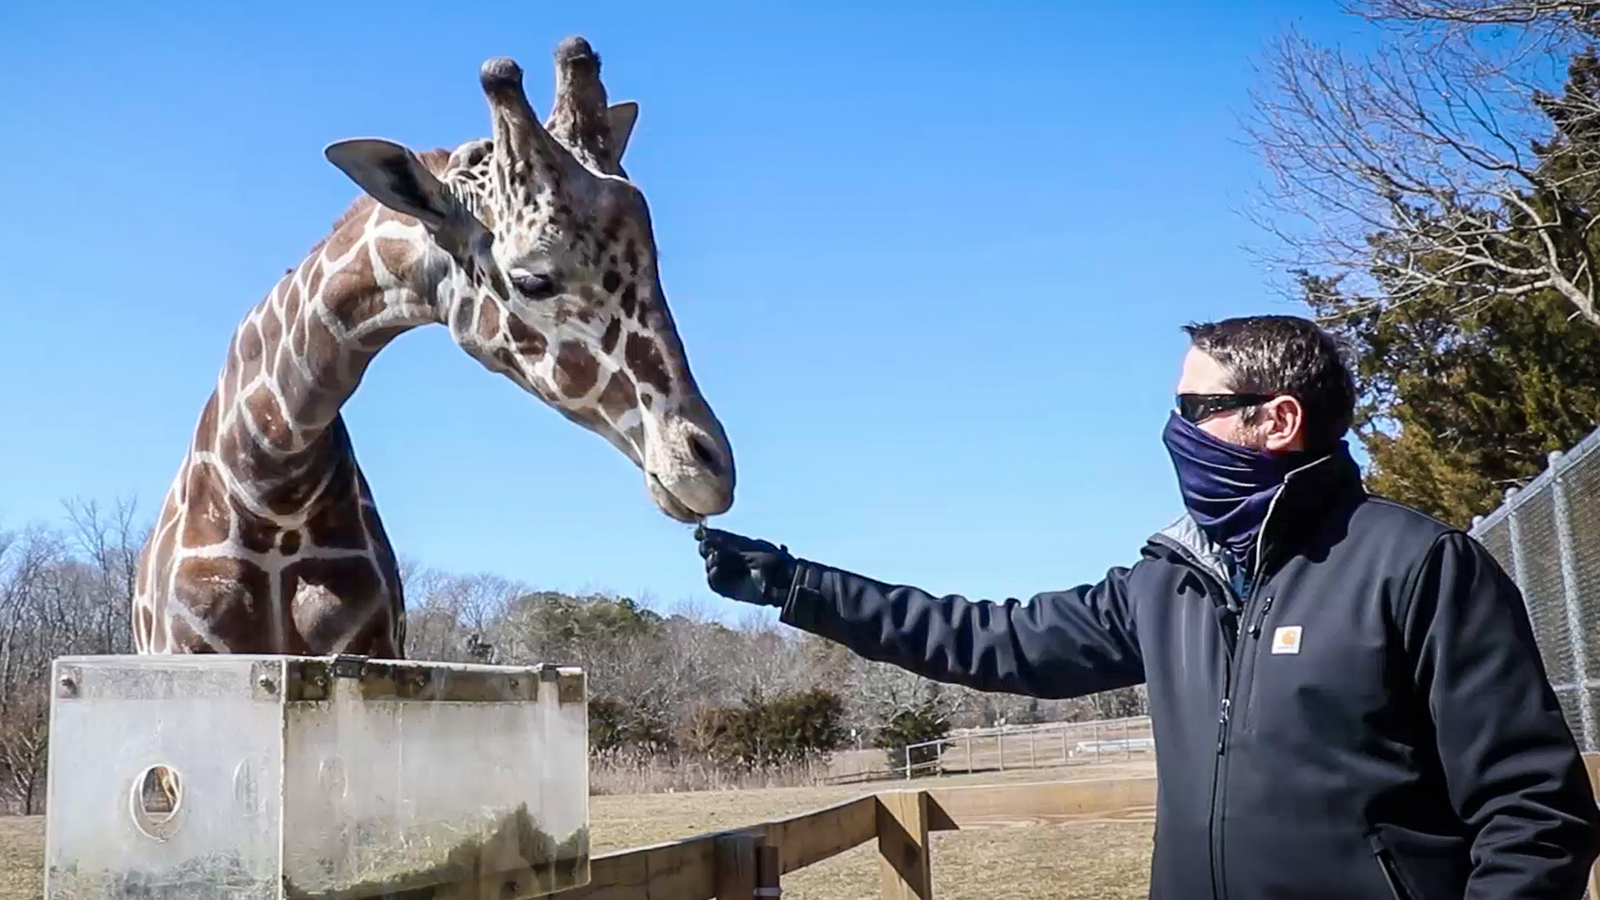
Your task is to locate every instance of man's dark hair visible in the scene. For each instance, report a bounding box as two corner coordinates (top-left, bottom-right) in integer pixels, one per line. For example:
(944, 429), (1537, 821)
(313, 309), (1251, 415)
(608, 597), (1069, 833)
(1182, 314), (1356, 453)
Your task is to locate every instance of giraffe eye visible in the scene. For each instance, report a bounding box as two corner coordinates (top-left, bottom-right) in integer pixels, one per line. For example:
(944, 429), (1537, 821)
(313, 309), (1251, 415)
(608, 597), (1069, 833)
(510, 270), (560, 301)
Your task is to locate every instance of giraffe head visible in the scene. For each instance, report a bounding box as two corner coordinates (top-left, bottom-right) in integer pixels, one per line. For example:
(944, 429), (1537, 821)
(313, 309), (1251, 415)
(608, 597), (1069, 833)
(321, 38), (733, 523)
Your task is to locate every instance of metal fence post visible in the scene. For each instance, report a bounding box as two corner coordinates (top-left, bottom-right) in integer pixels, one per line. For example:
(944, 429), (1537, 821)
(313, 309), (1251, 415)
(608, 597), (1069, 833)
(1505, 488), (1530, 607)
(1549, 450), (1598, 752)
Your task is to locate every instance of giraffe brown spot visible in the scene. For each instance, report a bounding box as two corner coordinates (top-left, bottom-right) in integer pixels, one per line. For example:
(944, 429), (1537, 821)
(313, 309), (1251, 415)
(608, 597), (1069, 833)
(280, 530), (302, 556)
(260, 302), (285, 359)
(193, 393), (220, 450)
(493, 347), (520, 375)
(597, 369), (636, 420)
(624, 240), (639, 276)
(303, 463), (368, 551)
(245, 386), (293, 451)
(291, 316), (308, 360)
(345, 289), (387, 331)
(600, 317), (622, 354)
(282, 556), (389, 654)
(180, 461), (231, 548)
(477, 299), (501, 342)
(485, 265), (511, 303)
(620, 283), (638, 317)
(233, 496), (280, 555)
(506, 315), (548, 359)
(556, 401), (607, 431)
(304, 259), (327, 307)
(171, 556), (275, 652)
(302, 317), (341, 381)
(625, 332), (673, 395)
(278, 368), (337, 428)
(324, 246), (378, 325)
(283, 277), (304, 325)
(373, 237), (415, 280)
(449, 296), (475, 340)
(237, 320), (265, 389)
(554, 341), (599, 398)
(149, 509), (179, 603)
(356, 324), (409, 352)
(602, 270), (622, 294)
(137, 605), (154, 645)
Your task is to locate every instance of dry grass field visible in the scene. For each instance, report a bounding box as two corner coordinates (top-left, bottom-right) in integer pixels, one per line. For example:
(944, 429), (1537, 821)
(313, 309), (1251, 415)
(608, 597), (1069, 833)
(0, 761), (1155, 900)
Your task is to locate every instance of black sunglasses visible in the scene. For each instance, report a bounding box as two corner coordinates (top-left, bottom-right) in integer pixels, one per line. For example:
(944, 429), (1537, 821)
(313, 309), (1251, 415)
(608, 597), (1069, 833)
(1176, 393), (1278, 423)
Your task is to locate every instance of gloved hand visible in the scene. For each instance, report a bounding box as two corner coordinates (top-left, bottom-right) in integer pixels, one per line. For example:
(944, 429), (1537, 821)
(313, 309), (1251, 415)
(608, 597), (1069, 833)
(695, 525), (797, 607)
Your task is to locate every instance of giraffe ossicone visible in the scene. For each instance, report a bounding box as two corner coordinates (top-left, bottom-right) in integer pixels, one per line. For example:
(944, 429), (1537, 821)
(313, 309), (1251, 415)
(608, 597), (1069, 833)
(131, 37), (735, 662)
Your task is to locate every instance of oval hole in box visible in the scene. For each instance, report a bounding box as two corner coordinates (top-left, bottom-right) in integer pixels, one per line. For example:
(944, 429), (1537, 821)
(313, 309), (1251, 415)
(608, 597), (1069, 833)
(130, 765), (183, 840)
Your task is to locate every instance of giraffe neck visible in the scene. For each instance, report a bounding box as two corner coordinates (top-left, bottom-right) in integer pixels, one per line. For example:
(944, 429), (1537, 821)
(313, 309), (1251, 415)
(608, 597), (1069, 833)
(203, 202), (456, 523)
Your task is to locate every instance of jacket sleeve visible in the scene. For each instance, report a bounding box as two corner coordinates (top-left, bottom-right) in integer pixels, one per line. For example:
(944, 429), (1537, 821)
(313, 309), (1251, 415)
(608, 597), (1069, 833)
(1401, 530), (1600, 900)
(775, 555), (1146, 699)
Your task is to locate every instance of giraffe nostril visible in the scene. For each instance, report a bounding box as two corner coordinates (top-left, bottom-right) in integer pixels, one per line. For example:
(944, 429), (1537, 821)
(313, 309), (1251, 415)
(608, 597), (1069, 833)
(689, 435), (722, 476)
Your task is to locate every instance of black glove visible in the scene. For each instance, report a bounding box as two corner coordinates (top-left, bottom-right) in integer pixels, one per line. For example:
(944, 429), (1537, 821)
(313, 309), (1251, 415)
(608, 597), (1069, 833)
(695, 525), (797, 607)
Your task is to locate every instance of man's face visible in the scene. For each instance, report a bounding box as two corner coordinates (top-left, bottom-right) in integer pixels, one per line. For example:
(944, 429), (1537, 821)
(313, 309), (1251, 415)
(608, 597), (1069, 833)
(1176, 346), (1304, 452)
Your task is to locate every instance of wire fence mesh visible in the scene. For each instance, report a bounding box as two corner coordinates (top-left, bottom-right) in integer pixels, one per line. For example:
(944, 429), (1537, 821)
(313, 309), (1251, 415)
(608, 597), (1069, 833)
(1470, 427), (1600, 753)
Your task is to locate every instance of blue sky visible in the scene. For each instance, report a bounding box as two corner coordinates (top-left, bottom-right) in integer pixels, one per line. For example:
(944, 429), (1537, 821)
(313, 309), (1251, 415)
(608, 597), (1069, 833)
(0, 1), (1373, 619)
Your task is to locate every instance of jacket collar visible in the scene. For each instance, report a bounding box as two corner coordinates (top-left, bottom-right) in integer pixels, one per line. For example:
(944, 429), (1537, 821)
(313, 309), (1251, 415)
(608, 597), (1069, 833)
(1151, 440), (1364, 587)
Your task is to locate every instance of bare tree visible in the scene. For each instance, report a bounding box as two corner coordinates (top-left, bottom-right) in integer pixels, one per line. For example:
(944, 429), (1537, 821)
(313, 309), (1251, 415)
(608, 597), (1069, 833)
(1349, 0), (1600, 33)
(1244, 8), (1600, 326)
(0, 680), (49, 815)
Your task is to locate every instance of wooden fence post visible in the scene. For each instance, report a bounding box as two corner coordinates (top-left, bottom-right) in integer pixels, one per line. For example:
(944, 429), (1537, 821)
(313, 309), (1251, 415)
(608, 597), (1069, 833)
(877, 791), (932, 900)
(716, 833), (760, 900)
(756, 842), (781, 899)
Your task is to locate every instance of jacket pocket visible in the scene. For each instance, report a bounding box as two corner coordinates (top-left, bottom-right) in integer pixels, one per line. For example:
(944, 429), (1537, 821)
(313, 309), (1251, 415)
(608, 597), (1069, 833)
(1366, 825), (1470, 900)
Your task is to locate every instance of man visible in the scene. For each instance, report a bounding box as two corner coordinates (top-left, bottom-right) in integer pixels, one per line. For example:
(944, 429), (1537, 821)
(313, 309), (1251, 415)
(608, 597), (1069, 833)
(695, 315), (1599, 899)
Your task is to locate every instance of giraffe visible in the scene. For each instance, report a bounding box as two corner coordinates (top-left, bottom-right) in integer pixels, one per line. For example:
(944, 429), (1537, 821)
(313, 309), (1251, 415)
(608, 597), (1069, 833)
(130, 38), (735, 664)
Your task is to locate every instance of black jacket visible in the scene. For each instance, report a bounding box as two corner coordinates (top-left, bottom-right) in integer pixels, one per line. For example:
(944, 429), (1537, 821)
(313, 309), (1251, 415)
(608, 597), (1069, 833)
(776, 447), (1599, 899)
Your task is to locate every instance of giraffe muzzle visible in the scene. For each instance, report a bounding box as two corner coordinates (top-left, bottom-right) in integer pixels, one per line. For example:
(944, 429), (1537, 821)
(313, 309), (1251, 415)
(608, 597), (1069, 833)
(642, 416), (735, 522)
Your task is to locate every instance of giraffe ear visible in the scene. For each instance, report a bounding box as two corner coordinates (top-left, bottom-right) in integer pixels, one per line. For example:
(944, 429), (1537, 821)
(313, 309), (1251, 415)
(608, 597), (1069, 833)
(605, 102), (638, 165)
(324, 138), (461, 231)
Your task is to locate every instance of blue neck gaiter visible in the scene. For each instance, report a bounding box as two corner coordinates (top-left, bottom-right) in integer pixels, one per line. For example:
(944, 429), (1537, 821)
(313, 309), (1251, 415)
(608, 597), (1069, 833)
(1160, 411), (1308, 564)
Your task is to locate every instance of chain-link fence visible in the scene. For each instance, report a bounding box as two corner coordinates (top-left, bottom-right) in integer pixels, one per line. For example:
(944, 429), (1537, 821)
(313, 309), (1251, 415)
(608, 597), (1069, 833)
(1469, 426), (1600, 753)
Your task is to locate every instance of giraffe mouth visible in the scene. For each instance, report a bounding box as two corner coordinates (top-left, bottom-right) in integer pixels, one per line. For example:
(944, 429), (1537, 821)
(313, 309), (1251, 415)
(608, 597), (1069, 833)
(648, 472), (703, 524)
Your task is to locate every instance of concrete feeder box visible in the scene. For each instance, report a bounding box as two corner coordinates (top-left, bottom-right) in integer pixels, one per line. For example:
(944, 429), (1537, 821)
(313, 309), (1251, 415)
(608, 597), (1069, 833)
(41, 654), (589, 899)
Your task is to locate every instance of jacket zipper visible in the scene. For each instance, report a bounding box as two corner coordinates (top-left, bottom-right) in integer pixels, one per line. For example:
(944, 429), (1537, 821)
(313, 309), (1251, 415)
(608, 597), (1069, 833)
(1248, 595), (1276, 639)
(1208, 483), (1286, 900)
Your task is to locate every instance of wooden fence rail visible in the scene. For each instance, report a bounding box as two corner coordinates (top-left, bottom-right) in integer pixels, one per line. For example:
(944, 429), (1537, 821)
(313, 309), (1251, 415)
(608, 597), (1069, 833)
(556, 752), (1600, 900)
(554, 776), (1158, 900)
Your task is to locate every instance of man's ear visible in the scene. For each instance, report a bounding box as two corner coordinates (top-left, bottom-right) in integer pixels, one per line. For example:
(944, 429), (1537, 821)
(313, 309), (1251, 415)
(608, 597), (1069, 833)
(324, 138), (461, 231)
(605, 102), (638, 166)
(1262, 395), (1306, 453)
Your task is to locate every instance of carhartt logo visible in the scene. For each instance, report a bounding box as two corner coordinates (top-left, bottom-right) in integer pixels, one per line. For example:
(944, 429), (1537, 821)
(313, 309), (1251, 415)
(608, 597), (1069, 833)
(1271, 626), (1302, 655)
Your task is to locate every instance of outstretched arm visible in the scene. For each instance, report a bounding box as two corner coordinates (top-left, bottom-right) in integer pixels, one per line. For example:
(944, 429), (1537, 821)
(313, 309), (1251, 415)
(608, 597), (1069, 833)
(697, 527), (1146, 699)
(1403, 531), (1600, 899)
